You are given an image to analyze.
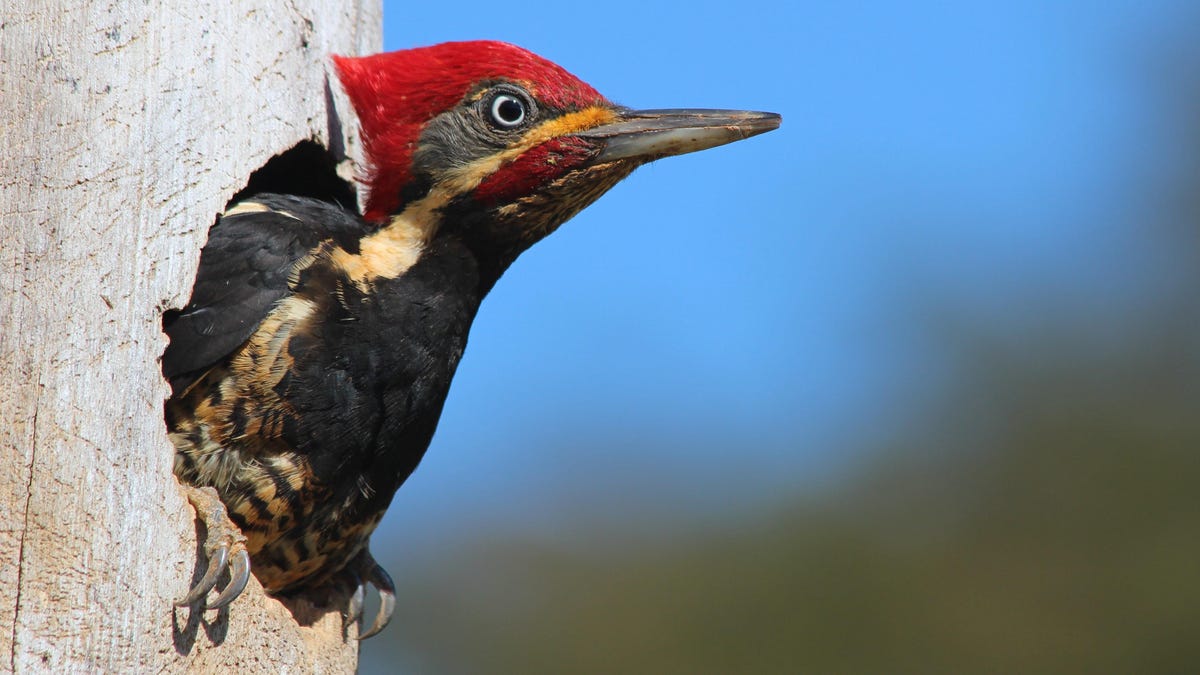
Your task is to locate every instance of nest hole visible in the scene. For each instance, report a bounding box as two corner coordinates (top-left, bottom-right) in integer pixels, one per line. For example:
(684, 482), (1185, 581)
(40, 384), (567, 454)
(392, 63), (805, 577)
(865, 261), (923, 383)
(230, 140), (357, 209)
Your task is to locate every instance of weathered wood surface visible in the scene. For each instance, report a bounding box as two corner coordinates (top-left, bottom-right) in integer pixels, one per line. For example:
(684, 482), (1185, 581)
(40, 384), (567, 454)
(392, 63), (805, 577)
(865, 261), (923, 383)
(0, 1), (381, 671)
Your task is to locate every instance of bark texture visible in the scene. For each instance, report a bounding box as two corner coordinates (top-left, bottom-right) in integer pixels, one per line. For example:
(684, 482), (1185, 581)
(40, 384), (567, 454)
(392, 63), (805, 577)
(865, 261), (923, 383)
(0, 1), (381, 671)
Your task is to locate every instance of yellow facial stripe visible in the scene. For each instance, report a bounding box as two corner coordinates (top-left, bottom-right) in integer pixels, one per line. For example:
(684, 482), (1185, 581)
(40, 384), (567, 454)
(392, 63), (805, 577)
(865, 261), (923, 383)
(440, 105), (618, 197)
(518, 105), (618, 151)
(337, 105), (618, 284)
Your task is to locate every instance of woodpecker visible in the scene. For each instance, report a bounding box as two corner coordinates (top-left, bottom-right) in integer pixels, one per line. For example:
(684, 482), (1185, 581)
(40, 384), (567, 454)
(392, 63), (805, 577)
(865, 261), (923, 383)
(164, 40), (779, 638)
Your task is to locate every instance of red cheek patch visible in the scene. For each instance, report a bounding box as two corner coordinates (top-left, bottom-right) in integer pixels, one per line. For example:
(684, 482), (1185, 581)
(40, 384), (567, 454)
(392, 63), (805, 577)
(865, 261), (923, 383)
(471, 137), (595, 207)
(332, 41), (609, 222)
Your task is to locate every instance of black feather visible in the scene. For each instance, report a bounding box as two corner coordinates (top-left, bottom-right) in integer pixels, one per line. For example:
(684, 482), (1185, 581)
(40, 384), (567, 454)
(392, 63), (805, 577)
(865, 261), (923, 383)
(162, 194), (368, 392)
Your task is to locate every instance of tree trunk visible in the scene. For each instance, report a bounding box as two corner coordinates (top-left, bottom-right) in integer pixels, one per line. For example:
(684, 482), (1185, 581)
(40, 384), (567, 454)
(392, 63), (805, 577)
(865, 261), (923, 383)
(0, 1), (381, 671)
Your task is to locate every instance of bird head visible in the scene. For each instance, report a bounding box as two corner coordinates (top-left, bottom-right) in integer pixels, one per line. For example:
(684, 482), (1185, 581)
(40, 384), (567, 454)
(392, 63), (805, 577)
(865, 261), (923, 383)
(333, 41), (779, 287)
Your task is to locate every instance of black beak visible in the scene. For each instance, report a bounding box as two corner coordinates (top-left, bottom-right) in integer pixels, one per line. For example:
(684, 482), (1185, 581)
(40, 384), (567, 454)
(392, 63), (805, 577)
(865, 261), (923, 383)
(582, 108), (781, 164)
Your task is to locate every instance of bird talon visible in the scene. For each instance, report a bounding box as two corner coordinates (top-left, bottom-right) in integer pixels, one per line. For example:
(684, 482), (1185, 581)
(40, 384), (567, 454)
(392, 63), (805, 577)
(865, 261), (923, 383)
(350, 549), (396, 640)
(177, 485), (251, 610)
(348, 580), (366, 622)
(209, 548), (251, 610)
(175, 545), (228, 607)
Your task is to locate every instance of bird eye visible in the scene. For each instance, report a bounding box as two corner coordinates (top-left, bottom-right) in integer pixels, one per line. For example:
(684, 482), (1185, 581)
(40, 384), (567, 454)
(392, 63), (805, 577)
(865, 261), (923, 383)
(488, 94), (527, 128)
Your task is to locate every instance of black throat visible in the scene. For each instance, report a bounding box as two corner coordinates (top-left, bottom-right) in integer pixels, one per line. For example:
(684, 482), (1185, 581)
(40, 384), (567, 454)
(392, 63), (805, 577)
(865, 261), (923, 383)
(288, 235), (486, 516)
(433, 160), (640, 298)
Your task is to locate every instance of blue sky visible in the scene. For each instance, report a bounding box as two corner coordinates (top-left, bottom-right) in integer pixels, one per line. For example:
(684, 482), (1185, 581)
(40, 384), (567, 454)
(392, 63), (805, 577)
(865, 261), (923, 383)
(367, 1), (1199, 555)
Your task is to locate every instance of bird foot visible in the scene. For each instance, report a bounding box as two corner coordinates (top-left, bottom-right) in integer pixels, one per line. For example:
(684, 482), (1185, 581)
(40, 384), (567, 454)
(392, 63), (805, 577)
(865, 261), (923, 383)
(345, 547), (395, 639)
(176, 484), (251, 610)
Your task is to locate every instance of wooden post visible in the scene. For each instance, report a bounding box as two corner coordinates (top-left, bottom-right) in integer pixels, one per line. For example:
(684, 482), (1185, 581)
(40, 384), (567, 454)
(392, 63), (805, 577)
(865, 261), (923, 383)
(0, 1), (381, 670)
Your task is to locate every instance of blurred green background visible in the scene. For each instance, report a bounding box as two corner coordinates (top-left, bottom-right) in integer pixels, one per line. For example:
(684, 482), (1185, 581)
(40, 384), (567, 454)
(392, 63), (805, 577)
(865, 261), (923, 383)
(361, 2), (1200, 672)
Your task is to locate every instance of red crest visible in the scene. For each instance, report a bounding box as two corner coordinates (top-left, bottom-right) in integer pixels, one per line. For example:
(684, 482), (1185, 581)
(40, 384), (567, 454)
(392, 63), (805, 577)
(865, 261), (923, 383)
(333, 41), (608, 221)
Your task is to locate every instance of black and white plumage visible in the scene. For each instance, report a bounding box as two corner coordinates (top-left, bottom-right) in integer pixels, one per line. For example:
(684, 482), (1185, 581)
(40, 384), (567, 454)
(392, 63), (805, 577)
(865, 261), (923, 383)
(165, 40), (779, 638)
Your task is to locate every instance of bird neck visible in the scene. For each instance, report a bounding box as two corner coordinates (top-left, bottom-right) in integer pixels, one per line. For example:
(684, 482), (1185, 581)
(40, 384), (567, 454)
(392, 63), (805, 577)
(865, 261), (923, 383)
(426, 210), (530, 298)
(333, 235), (484, 500)
(431, 159), (640, 296)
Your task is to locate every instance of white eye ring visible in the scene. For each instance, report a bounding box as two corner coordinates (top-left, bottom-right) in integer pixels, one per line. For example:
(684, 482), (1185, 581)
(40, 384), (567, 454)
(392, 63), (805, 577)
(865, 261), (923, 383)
(489, 94), (527, 128)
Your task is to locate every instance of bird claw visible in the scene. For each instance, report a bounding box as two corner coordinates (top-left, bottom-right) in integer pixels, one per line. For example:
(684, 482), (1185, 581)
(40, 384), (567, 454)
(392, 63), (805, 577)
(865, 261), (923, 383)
(349, 548), (395, 640)
(176, 485), (250, 610)
(347, 578), (366, 622)
(209, 548), (251, 609)
(175, 545), (228, 607)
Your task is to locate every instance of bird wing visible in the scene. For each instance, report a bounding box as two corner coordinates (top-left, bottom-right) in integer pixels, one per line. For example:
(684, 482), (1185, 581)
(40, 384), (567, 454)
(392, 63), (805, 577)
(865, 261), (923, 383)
(163, 193), (368, 392)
